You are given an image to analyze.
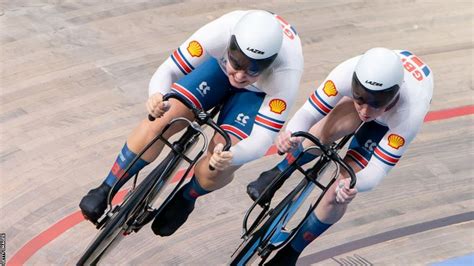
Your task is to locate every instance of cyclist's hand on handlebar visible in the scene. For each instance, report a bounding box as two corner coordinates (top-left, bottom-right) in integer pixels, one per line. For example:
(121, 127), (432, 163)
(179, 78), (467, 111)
(335, 178), (357, 204)
(147, 93), (171, 119)
(275, 130), (301, 154)
(209, 143), (233, 171)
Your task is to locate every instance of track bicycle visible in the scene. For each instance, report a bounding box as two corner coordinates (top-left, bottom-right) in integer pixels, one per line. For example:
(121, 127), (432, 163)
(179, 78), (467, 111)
(77, 93), (231, 265)
(230, 131), (356, 265)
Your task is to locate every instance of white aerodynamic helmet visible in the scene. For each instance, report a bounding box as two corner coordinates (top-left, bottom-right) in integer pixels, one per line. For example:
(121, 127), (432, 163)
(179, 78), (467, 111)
(227, 10), (283, 76)
(352, 47), (404, 108)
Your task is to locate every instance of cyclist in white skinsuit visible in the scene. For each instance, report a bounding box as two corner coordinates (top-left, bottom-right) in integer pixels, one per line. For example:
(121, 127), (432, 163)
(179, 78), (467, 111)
(79, 10), (304, 238)
(248, 48), (433, 265)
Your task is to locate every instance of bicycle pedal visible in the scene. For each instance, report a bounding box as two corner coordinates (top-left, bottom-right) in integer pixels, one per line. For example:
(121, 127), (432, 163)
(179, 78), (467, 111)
(132, 208), (159, 233)
(95, 216), (107, 229)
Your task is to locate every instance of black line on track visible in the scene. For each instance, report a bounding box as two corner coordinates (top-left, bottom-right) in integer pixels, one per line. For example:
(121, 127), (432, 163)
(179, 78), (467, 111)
(298, 211), (474, 264)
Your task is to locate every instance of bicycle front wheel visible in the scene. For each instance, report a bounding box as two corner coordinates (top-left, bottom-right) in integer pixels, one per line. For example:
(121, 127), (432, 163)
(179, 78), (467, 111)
(230, 229), (265, 266)
(77, 208), (128, 265)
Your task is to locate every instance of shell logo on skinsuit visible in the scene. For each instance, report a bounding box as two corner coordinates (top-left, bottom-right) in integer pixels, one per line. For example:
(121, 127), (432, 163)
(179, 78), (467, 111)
(187, 40), (203, 57)
(269, 99), (287, 114)
(323, 80), (338, 97)
(387, 134), (405, 149)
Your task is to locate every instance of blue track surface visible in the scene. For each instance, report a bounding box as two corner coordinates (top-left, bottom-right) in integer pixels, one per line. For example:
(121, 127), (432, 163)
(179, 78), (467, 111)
(432, 253), (474, 266)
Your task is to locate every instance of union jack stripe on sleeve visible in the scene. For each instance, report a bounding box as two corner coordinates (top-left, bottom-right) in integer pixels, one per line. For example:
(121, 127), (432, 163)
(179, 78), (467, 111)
(171, 48), (195, 75)
(255, 113), (284, 132)
(373, 146), (401, 166)
(221, 124), (249, 140)
(308, 90), (333, 116)
(346, 149), (369, 169)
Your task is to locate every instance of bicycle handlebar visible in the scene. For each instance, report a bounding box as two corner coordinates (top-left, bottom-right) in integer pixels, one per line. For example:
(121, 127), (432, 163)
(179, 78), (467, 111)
(291, 131), (356, 189)
(148, 93), (231, 170)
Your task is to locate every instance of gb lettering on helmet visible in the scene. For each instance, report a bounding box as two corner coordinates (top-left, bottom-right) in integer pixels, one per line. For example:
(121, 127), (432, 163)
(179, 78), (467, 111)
(227, 11), (283, 76)
(352, 47), (404, 108)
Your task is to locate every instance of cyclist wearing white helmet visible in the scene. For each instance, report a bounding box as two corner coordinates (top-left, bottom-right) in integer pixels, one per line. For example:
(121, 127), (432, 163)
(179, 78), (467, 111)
(248, 47), (433, 265)
(79, 10), (304, 238)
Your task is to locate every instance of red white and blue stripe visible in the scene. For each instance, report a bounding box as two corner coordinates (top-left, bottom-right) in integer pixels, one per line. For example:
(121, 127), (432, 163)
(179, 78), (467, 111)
(221, 124), (249, 140)
(346, 149), (369, 169)
(308, 90), (333, 116)
(171, 83), (203, 109)
(373, 146), (401, 166)
(171, 48), (195, 75)
(255, 113), (284, 132)
(400, 50), (431, 77)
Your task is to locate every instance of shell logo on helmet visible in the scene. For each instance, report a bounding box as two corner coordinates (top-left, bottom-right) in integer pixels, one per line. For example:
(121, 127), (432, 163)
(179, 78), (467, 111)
(387, 134), (405, 149)
(187, 40), (203, 57)
(269, 99), (287, 114)
(323, 80), (338, 97)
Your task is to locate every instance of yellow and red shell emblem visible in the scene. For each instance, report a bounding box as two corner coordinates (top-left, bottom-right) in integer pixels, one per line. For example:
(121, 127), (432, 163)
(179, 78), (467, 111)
(187, 40), (203, 57)
(387, 134), (405, 149)
(269, 99), (287, 114)
(323, 80), (338, 97)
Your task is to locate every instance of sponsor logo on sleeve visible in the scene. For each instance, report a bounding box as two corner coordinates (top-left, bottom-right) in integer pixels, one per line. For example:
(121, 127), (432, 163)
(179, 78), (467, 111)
(323, 80), (338, 97)
(387, 134), (405, 149)
(187, 40), (203, 57)
(269, 99), (287, 114)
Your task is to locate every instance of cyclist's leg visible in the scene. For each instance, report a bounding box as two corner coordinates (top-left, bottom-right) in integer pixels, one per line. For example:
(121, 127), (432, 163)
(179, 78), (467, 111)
(151, 132), (242, 236)
(248, 97), (361, 203)
(283, 97), (361, 167)
(269, 121), (390, 264)
(266, 156), (361, 265)
(127, 99), (194, 161)
(79, 98), (193, 222)
(80, 58), (227, 222)
(152, 88), (266, 236)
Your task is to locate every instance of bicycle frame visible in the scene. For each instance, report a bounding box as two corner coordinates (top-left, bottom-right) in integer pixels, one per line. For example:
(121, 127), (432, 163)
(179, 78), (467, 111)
(77, 93), (231, 265)
(230, 132), (356, 265)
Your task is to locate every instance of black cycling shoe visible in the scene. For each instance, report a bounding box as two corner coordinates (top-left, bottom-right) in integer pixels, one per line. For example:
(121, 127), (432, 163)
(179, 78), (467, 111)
(246, 166), (290, 206)
(79, 183), (111, 223)
(265, 244), (300, 266)
(151, 191), (195, 236)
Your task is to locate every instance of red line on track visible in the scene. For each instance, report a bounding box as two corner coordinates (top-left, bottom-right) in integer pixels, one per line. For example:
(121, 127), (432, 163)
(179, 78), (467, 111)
(7, 105), (474, 265)
(424, 105), (473, 122)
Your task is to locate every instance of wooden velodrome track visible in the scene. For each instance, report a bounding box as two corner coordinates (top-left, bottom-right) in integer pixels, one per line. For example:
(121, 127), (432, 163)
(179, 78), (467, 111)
(1, 0), (473, 265)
